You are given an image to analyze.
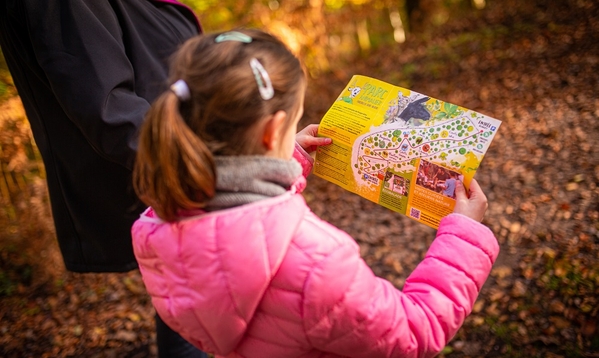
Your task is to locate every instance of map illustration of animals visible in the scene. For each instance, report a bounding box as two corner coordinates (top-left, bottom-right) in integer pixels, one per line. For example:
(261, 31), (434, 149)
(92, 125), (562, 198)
(314, 75), (501, 228)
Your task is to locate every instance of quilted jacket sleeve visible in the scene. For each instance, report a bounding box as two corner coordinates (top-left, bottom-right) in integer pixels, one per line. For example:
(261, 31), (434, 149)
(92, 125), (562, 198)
(303, 213), (499, 358)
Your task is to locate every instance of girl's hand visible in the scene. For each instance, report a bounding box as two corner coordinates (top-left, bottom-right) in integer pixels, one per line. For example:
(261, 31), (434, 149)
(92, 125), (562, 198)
(296, 124), (332, 154)
(453, 178), (488, 222)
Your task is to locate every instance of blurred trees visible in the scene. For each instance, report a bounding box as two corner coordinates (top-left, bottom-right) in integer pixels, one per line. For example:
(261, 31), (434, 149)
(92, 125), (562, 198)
(0, 51), (51, 246)
(181, 0), (485, 75)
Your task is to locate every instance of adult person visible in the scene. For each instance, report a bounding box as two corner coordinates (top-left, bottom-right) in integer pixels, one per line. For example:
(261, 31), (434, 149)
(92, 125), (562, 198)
(0, 0), (206, 356)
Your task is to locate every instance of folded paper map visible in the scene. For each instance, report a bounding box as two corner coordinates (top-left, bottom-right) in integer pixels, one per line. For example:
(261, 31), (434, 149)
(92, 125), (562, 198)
(314, 75), (501, 229)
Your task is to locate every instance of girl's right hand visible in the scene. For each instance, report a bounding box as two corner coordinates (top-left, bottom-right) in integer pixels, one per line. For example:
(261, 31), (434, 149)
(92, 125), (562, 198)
(453, 178), (488, 222)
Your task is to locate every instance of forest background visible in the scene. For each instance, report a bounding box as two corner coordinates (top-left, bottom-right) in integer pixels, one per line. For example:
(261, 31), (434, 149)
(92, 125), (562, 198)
(1, 0), (598, 357)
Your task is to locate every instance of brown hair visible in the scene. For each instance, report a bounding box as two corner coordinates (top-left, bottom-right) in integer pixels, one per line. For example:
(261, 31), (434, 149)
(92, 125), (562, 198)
(133, 29), (306, 222)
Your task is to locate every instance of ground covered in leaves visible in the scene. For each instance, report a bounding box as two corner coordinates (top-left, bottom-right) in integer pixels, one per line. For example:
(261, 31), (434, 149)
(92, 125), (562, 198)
(1, 0), (598, 356)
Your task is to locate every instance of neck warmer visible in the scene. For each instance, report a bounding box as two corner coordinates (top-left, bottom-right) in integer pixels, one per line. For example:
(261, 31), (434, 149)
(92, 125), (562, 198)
(204, 156), (302, 212)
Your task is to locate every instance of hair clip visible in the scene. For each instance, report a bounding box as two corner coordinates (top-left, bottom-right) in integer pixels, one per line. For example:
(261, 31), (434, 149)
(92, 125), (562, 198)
(215, 31), (252, 44)
(170, 79), (191, 101)
(250, 58), (274, 100)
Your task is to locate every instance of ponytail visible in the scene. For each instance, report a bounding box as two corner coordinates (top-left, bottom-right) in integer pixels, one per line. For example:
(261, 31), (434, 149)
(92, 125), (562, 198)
(133, 91), (215, 222)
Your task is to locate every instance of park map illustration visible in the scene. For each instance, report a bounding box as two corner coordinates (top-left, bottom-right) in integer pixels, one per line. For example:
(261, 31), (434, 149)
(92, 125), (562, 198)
(314, 75), (501, 228)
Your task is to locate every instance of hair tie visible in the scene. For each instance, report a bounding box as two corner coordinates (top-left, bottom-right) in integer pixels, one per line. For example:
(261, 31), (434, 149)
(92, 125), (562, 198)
(249, 58), (274, 100)
(170, 79), (191, 101)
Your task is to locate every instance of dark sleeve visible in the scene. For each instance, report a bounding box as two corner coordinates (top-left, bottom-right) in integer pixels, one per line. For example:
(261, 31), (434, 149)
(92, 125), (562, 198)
(21, 0), (195, 169)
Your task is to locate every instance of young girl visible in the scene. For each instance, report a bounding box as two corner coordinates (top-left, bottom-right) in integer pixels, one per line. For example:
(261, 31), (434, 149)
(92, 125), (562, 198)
(132, 29), (499, 358)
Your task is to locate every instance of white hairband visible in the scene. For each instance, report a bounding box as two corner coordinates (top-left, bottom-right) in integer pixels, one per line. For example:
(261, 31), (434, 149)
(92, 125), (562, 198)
(250, 58), (274, 101)
(170, 79), (191, 101)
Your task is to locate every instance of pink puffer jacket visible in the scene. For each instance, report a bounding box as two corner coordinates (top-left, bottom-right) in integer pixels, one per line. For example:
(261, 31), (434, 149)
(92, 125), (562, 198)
(132, 147), (499, 358)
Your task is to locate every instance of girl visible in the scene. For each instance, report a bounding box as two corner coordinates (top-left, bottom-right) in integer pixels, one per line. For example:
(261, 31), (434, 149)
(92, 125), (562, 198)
(132, 29), (499, 358)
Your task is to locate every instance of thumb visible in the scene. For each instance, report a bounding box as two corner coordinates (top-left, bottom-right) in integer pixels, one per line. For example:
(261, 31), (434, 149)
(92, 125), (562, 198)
(304, 136), (332, 148)
(453, 178), (488, 222)
(314, 137), (333, 145)
(454, 179), (467, 201)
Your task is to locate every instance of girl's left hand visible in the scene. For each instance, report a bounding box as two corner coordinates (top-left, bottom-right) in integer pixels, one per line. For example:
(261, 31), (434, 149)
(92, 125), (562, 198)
(296, 124), (332, 154)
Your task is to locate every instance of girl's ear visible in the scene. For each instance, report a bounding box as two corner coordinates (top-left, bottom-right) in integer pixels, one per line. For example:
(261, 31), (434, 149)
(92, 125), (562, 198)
(261, 110), (287, 150)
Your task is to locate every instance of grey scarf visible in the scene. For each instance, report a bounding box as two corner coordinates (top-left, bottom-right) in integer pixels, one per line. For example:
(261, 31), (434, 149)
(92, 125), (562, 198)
(204, 156), (302, 212)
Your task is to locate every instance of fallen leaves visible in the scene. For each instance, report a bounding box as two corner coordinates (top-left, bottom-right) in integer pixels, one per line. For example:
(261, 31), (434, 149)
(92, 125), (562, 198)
(0, 271), (157, 357)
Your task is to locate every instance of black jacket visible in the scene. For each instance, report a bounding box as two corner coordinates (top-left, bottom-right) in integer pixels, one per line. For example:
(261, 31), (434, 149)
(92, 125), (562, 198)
(0, 0), (200, 272)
